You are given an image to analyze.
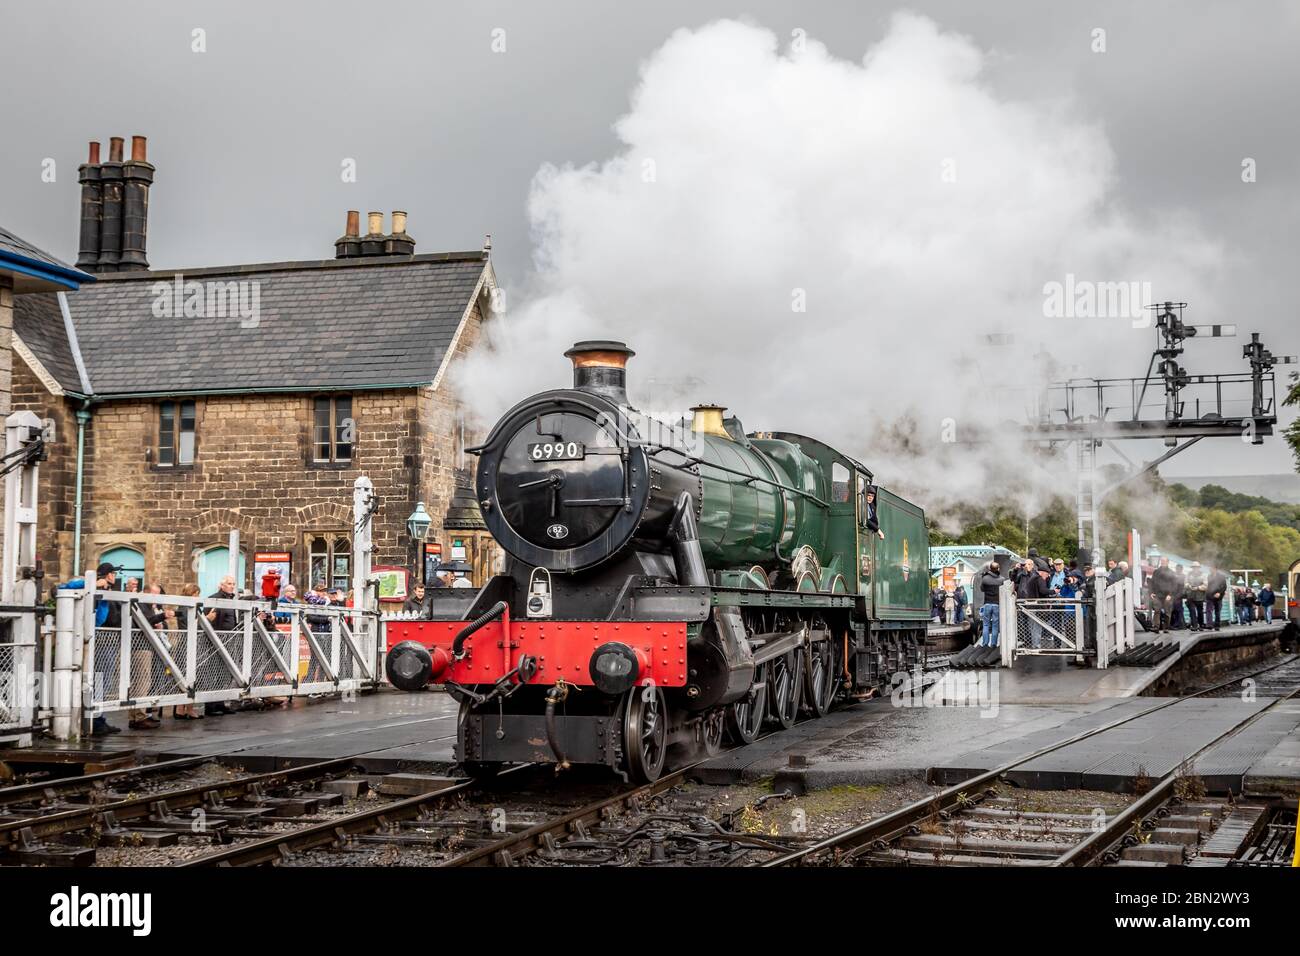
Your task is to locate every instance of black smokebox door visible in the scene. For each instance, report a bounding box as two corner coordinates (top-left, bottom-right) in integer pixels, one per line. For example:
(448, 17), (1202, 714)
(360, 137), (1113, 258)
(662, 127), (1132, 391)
(497, 411), (623, 549)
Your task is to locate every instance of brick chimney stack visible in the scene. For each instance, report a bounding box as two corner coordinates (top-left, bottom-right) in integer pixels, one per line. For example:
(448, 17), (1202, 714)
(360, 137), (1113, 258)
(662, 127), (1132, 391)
(77, 134), (155, 273)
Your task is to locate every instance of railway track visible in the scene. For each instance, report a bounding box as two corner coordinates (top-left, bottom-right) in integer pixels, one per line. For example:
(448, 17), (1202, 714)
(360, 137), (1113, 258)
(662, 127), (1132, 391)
(0, 752), (241, 818)
(179, 753), (806, 867)
(762, 656), (1300, 868)
(9, 655), (1294, 868)
(0, 709), (457, 820)
(0, 754), (386, 865)
(1196, 652), (1300, 698)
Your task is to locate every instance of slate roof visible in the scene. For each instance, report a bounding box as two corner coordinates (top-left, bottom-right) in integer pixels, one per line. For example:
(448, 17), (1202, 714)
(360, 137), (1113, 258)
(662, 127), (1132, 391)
(13, 294), (83, 393)
(12, 252), (490, 398)
(0, 225), (75, 272)
(0, 225), (96, 292)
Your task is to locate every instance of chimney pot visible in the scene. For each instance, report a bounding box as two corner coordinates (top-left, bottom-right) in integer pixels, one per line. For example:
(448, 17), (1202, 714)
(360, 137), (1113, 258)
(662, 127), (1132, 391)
(335, 210), (364, 259)
(383, 210), (416, 256)
(87, 141), (101, 164)
(367, 211), (384, 237)
(131, 135), (147, 162)
(108, 137), (124, 162)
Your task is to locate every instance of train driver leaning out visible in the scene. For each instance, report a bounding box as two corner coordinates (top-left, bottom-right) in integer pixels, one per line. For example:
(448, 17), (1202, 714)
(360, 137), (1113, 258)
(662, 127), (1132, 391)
(863, 485), (885, 540)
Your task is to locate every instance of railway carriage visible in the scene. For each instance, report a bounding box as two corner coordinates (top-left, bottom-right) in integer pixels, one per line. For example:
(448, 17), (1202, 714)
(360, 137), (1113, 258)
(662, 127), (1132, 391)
(384, 341), (930, 782)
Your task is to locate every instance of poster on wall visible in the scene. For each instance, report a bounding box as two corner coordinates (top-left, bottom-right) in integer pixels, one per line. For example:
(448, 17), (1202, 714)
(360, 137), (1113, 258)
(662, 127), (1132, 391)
(941, 566), (956, 592)
(371, 566), (410, 602)
(450, 538), (468, 562)
(254, 551), (292, 599)
(423, 542), (443, 585)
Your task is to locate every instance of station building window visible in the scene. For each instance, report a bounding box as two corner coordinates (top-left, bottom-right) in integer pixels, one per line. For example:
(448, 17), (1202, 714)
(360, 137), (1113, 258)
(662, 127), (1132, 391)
(313, 396), (353, 463)
(158, 400), (196, 466)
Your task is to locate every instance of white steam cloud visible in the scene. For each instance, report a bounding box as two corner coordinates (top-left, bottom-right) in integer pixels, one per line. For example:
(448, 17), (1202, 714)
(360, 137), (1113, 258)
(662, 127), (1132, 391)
(457, 14), (1222, 520)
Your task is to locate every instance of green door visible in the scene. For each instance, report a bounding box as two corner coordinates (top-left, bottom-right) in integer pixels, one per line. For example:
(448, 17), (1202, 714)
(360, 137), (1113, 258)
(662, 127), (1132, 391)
(100, 546), (145, 590)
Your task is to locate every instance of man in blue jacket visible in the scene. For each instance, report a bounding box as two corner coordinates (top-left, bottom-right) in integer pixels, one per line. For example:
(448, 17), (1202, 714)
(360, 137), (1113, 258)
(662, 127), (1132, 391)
(57, 562), (123, 735)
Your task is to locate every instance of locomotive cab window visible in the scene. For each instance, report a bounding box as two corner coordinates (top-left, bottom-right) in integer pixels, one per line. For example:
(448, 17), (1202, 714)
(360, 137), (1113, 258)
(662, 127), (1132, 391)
(858, 474), (870, 526)
(831, 461), (851, 503)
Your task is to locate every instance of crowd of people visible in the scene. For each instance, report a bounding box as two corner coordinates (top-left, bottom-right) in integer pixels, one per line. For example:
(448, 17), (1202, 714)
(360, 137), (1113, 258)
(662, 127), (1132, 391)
(951, 549), (1279, 651)
(1142, 556), (1275, 633)
(962, 549), (1102, 649)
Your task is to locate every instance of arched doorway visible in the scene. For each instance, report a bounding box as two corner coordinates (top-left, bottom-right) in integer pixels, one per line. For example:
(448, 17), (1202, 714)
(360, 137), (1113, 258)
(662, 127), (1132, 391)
(100, 546), (145, 590)
(197, 546), (247, 597)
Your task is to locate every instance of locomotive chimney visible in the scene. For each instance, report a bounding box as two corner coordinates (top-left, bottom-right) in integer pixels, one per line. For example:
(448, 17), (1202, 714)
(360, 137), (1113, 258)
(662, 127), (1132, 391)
(564, 340), (635, 405)
(690, 405), (731, 440)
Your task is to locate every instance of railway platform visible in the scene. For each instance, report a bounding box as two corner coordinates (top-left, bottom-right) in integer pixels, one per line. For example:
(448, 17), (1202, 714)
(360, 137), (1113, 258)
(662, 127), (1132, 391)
(973, 620), (1289, 703)
(697, 623), (1295, 794)
(7, 689), (460, 775)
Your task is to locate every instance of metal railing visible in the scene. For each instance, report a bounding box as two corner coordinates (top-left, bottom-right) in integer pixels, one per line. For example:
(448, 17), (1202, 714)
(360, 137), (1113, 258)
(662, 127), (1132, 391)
(0, 609), (39, 746)
(1102, 578), (1136, 666)
(60, 588), (381, 729)
(1013, 597), (1089, 655)
(998, 578), (1133, 669)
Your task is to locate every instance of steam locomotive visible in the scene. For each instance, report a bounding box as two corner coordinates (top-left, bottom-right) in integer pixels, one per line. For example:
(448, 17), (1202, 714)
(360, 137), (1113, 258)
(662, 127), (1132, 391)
(384, 341), (930, 782)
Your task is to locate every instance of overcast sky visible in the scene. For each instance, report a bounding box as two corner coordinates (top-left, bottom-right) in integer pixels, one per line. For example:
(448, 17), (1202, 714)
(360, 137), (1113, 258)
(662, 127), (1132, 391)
(2, 0), (1297, 481)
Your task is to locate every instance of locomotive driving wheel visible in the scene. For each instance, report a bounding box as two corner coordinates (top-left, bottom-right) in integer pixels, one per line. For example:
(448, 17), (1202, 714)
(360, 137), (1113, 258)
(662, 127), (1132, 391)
(766, 650), (803, 729)
(726, 675), (767, 744)
(623, 685), (668, 783)
(700, 707), (726, 756)
(804, 631), (837, 717)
